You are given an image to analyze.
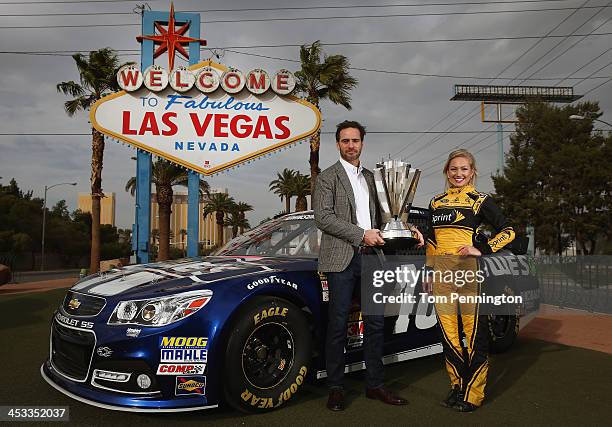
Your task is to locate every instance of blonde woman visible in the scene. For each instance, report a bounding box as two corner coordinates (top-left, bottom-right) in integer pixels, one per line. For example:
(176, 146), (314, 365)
(424, 149), (515, 412)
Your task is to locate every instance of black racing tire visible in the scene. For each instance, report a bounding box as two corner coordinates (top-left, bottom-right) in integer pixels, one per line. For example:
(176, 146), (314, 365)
(488, 314), (519, 353)
(224, 296), (311, 413)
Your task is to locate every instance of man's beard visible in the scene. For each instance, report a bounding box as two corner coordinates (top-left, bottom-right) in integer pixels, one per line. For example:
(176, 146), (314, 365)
(341, 150), (361, 162)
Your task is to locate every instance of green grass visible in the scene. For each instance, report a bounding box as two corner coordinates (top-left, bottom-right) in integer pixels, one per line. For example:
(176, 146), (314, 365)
(1, 290), (611, 426)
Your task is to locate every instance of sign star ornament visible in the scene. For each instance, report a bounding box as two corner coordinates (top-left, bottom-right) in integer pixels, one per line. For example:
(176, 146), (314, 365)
(90, 4), (320, 176)
(136, 2), (206, 71)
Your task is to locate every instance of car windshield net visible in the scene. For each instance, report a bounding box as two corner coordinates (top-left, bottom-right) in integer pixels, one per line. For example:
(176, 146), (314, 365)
(215, 217), (321, 258)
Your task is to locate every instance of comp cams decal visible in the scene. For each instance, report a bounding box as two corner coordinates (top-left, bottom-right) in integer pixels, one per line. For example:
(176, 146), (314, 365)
(157, 364), (206, 375)
(175, 375), (206, 396)
(240, 366), (307, 409)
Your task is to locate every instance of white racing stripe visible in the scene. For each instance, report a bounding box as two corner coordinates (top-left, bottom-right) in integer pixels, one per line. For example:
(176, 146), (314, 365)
(72, 271), (123, 291)
(85, 271), (165, 296)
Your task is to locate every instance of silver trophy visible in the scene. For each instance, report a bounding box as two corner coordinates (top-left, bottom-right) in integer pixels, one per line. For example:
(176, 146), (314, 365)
(373, 159), (421, 248)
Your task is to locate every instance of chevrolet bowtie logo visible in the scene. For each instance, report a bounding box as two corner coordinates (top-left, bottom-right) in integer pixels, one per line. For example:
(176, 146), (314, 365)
(68, 298), (81, 310)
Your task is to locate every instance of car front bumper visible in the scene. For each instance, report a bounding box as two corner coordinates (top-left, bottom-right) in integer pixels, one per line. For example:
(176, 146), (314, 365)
(41, 361), (218, 412)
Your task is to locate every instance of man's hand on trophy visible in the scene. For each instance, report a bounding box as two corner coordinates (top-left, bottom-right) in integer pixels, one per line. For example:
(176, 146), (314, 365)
(363, 229), (386, 246)
(458, 245), (482, 256)
(410, 226), (425, 248)
(422, 276), (433, 294)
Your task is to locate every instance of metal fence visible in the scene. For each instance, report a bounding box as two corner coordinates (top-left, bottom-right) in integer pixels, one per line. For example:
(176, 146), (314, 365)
(534, 255), (612, 313)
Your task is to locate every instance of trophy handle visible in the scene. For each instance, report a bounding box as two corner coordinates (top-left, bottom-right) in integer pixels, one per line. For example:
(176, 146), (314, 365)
(374, 166), (392, 221)
(399, 169), (421, 217)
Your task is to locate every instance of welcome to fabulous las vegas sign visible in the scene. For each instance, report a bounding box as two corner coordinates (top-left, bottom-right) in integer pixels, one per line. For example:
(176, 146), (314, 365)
(89, 5), (320, 176)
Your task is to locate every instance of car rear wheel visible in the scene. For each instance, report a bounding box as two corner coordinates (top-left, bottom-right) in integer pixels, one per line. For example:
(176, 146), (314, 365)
(224, 296), (311, 412)
(488, 314), (519, 353)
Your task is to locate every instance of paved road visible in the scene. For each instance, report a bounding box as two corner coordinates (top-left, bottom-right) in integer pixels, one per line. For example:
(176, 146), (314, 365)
(10, 269), (80, 284)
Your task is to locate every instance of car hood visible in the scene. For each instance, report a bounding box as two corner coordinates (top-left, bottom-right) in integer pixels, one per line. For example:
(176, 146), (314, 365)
(70, 256), (315, 297)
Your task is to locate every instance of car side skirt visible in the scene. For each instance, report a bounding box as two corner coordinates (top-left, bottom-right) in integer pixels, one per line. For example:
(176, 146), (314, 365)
(316, 343), (443, 379)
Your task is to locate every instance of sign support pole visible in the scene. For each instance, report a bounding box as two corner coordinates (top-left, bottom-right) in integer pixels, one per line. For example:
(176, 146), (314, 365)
(497, 122), (504, 174)
(187, 171), (200, 257)
(185, 14), (201, 258)
(135, 9), (203, 262)
(496, 104), (503, 174)
(135, 11), (155, 264)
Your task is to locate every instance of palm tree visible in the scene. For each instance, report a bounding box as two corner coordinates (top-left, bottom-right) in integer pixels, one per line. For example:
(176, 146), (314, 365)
(126, 159), (209, 261)
(179, 228), (187, 256)
(295, 41), (358, 193)
(269, 168), (296, 214)
(151, 229), (159, 246)
(57, 48), (131, 273)
(225, 208), (251, 238)
(234, 201), (253, 235)
(288, 173), (311, 212)
(202, 193), (235, 246)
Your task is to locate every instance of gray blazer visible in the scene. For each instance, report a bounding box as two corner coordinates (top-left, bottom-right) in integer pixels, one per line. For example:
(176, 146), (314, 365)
(313, 160), (381, 272)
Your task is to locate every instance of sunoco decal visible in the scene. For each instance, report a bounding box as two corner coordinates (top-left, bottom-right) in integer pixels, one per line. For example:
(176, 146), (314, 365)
(175, 375), (206, 396)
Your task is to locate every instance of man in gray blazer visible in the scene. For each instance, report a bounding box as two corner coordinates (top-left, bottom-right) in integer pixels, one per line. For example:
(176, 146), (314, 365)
(314, 120), (423, 411)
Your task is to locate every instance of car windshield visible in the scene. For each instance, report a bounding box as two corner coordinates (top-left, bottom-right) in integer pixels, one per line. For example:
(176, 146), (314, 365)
(215, 213), (321, 258)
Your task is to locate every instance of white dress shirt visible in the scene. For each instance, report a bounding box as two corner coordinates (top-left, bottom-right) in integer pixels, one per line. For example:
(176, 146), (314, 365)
(339, 157), (371, 232)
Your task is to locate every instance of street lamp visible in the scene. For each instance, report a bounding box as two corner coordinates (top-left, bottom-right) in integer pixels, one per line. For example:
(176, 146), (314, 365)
(41, 182), (77, 271)
(569, 114), (612, 127)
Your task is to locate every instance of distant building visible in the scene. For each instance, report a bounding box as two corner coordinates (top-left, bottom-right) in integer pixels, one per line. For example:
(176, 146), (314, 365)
(78, 192), (116, 226)
(151, 188), (231, 249)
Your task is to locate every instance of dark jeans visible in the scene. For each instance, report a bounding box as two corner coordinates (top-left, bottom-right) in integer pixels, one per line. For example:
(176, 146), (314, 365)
(325, 252), (385, 389)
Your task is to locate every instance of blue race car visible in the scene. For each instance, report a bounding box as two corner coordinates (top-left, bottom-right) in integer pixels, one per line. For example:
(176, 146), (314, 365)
(42, 209), (539, 412)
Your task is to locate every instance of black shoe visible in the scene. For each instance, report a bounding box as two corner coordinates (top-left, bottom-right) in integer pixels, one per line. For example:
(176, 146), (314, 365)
(439, 385), (460, 408)
(452, 398), (479, 412)
(326, 388), (345, 411)
(365, 387), (408, 405)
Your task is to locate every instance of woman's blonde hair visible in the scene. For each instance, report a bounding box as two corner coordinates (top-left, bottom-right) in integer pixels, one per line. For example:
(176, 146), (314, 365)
(443, 149), (478, 189)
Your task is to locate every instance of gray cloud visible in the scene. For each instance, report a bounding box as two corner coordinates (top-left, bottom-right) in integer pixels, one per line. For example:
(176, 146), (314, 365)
(1, 0), (611, 229)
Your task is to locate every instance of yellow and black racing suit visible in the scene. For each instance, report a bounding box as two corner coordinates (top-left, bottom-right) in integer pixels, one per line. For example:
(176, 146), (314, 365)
(425, 184), (514, 406)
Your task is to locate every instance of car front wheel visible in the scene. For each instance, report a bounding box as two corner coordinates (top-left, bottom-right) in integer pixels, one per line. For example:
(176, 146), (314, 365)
(224, 296), (311, 412)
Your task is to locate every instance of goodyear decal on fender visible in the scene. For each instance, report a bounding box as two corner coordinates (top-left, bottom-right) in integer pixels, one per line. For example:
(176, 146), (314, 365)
(253, 307), (288, 325)
(157, 363), (206, 375)
(246, 275), (298, 290)
(175, 375), (206, 396)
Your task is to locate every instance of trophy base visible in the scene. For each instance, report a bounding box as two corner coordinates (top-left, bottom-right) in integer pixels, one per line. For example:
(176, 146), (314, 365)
(381, 229), (418, 240)
(381, 222), (420, 251)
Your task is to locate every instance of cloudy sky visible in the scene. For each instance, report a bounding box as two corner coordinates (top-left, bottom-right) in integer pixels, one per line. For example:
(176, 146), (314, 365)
(1, 0), (610, 230)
